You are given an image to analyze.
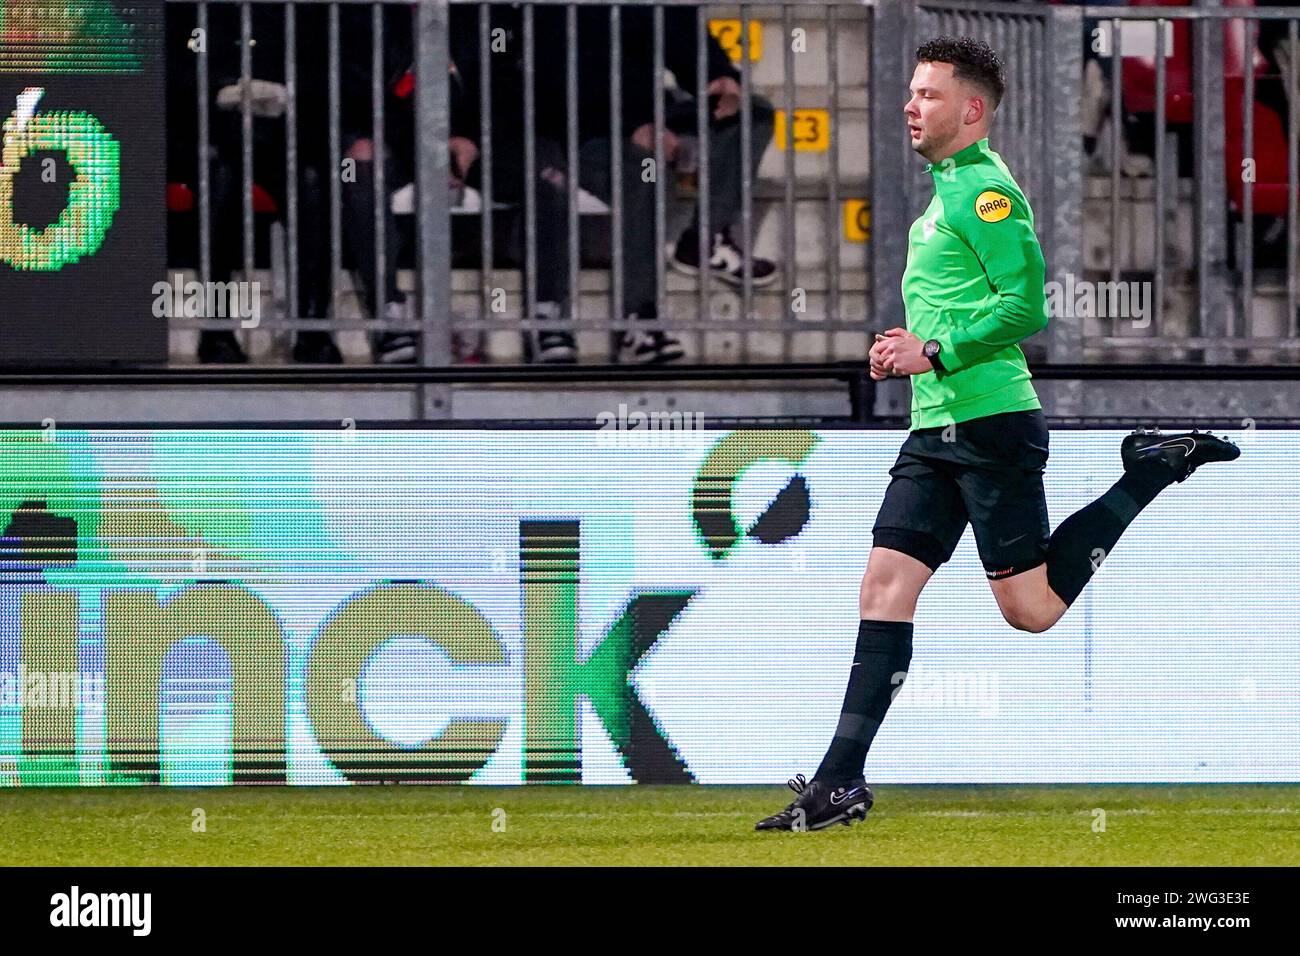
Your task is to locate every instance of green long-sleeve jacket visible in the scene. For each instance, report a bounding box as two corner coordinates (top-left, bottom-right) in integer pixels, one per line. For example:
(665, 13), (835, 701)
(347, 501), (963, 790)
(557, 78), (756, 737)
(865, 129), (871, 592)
(900, 137), (1048, 430)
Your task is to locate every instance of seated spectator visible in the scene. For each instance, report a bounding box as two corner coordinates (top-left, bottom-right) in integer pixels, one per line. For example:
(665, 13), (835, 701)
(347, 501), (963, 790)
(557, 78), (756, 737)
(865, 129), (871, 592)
(339, 3), (422, 364)
(450, 5), (678, 363)
(645, 12), (779, 289)
(181, 4), (340, 364)
(1064, 0), (1155, 177)
(451, 5), (775, 364)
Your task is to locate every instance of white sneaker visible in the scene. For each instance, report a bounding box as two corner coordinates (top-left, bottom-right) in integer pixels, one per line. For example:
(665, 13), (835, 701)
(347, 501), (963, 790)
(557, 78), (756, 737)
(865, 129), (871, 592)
(523, 301), (576, 364)
(617, 326), (684, 365)
(372, 300), (418, 364)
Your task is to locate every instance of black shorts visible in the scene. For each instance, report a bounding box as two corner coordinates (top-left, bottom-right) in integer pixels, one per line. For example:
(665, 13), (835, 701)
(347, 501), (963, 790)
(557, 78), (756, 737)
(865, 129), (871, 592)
(872, 409), (1051, 579)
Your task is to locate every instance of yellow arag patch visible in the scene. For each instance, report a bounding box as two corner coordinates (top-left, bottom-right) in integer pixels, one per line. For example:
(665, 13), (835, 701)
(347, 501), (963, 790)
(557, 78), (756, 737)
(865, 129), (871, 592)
(974, 190), (1012, 223)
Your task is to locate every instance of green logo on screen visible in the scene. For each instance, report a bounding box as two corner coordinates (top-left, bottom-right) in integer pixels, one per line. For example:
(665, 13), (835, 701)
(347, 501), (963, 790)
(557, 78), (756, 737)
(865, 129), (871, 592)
(0, 88), (121, 270)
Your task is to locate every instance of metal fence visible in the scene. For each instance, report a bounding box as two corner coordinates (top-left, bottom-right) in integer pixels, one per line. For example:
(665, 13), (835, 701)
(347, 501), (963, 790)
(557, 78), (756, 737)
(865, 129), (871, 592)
(1072, 3), (1300, 365)
(874, 0), (1300, 369)
(163, 0), (1300, 374)
(167, 0), (876, 376)
(869, 0), (1075, 366)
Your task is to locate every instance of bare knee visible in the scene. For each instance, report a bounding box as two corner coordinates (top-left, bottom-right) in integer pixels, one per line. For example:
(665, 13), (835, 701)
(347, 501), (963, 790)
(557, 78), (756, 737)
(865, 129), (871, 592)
(1000, 603), (1057, 634)
(990, 565), (1065, 634)
(859, 566), (922, 620)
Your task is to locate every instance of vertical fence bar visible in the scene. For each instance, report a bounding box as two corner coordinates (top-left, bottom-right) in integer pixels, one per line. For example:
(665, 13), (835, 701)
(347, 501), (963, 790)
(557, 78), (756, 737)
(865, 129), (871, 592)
(610, 4), (625, 332)
(1017, 15), (1027, 176)
(1154, 16), (1167, 337)
(415, 0), (452, 384)
(328, 4), (342, 321)
(240, 3), (254, 290)
(285, 3), (299, 323)
(1018, 15), (1030, 198)
(1109, 15), (1122, 344)
(1000, 15), (1013, 164)
(197, 2), (211, 288)
(696, 6), (712, 330)
(1289, 18), (1298, 338)
(1190, 2), (1222, 358)
(865, 5), (873, 327)
(910, 9), (919, 213)
(869, 0), (911, 332)
(1035, 13), (1046, 230)
(372, 3), (387, 337)
(905, 8), (921, 216)
(739, 4), (753, 363)
(826, 3), (840, 333)
(1008, 15), (1018, 195)
(995, 15), (1006, 153)
(1242, 17), (1256, 342)
(479, 4), (495, 321)
(995, 15), (1007, 163)
(653, 5), (667, 331)
(523, 4), (537, 327)
(782, 4), (795, 351)
(1044, 2), (1084, 374)
(1023, 12), (1034, 205)
(1031, 13), (1039, 197)
(997, 17), (1009, 166)
(566, 4), (579, 327)
(1027, 13), (1038, 212)
(1194, 2), (1231, 363)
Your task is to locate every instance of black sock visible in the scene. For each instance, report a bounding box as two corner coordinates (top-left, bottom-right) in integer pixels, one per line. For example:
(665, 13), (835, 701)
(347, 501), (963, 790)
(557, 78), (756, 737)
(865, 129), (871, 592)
(813, 619), (913, 784)
(1046, 461), (1173, 607)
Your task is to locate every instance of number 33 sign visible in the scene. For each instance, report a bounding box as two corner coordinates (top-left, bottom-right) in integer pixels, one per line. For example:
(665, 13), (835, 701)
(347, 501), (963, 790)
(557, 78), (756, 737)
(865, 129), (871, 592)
(774, 108), (831, 152)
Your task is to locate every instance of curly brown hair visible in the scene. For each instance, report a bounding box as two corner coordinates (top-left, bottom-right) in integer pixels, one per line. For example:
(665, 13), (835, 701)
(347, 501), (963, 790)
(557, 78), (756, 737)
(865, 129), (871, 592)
(916, 36), (1005, 110)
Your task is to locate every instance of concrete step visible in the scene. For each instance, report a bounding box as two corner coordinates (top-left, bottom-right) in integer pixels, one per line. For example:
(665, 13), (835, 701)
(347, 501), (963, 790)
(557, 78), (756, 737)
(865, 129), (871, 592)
(165, 267), (871, 366)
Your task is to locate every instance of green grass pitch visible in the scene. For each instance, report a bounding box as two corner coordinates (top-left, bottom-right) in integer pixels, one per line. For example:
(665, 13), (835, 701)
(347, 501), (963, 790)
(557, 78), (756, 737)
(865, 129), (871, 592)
(1, 784), (1296, 866)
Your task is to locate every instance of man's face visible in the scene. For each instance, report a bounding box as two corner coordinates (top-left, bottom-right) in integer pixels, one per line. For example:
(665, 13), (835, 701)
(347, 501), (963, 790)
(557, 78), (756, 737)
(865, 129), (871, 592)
(903, 61), (970, 161)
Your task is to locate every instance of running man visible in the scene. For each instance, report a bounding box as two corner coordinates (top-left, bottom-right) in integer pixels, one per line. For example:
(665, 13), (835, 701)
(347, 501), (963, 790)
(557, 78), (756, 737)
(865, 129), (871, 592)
(756, 36), (1239, 832)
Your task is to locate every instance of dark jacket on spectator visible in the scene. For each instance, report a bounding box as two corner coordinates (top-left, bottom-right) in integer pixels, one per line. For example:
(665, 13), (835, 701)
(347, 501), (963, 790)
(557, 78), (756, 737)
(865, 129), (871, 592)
(166, 3), (331, 178)
(450, 4), (738, 148)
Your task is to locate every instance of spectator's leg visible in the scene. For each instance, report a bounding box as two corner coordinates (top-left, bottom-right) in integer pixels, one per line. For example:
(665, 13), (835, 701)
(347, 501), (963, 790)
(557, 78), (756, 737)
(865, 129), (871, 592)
(533, 139), (574, 317)
(578, 136), (682, 364)
(296, 165), (332, 317)
(291, 163), (343, 363)
(1263, 32), (1294, 127)
(253, 131), (341, 364)
(672, 97), (778, 287)
(1081, 57), (1108, 154)
(476, 141), (576, 363)
(706, 94), (775, 237)
(340, 138), (402, 318)
(1080, 15), (1109, 157)
(341, 137), (414, 363)
(198, 150), (248, 363)
(577, 137), (658, 318)
(209, 153), (240, 285)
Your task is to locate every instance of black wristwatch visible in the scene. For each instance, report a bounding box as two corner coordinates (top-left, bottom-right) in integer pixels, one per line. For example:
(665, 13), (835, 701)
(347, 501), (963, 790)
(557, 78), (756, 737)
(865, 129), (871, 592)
(923, 339), (944, 372)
